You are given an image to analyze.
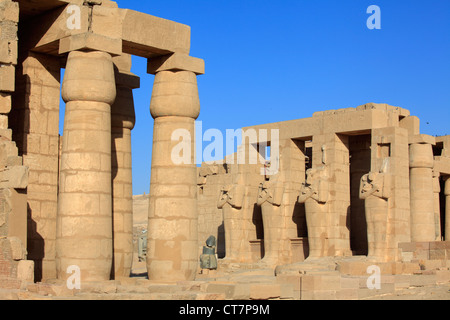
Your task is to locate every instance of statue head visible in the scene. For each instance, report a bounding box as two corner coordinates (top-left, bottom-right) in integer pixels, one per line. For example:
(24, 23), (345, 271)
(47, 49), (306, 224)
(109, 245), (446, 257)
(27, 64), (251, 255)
(206, 235), (216, 248)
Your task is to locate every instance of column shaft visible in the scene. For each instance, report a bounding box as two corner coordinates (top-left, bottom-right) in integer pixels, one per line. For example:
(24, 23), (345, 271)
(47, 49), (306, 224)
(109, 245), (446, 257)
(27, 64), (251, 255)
(147, 70), (200, 281)
(409, 143), (435, 242)
(445, 178), (450, 241)
(56, 51), (116, 282)
(111, 83), (135, 279)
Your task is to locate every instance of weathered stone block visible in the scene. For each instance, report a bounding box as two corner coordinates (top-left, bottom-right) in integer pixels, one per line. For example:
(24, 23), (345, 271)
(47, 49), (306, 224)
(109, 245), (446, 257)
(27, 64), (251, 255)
(0, 64), (14, 92)
(0, 92), (10, 113)
(17, 260), (34, 282)
(250, 284), (282, 300)
(0, 1), (19, 23)
(8, 237), (25, 261)
(0, 166), (28, 189)
(59, 33), (122, 56)
(148, 53), (205, 75)
(0, 39), (17, 64)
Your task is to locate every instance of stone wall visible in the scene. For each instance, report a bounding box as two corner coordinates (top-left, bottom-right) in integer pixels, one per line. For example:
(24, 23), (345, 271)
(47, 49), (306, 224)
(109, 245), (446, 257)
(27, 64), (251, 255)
(0, 0), (33, 289)
(10, 51), (60, 281)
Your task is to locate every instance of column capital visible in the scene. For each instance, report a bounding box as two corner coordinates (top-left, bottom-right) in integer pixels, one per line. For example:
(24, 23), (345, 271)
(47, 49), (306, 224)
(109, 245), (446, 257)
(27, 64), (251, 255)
(62, 50), (116, 105)
(150, 70), (200, 119)
(409, 142), (434, 169)
(147, 52), (205, 75)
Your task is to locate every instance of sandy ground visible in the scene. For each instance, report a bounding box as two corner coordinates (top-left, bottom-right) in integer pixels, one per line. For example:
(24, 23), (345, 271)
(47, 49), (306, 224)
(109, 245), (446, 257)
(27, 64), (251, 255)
(131, 194), (449, 300)
(363, 283), (450, 300)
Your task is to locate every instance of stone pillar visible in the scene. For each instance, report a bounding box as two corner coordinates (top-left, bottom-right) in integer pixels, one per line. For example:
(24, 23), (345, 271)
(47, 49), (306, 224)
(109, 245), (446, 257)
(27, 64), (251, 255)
(432, 170), (442, 241)
(310, 134), (351, 257)
(409, 138), (435, 242)
(56, 51), (116, 281)
(110, 55), (139, 279)
(445, 178), (450, 241)
(370, 128), (410, 262)
(147, 54), (204, 281)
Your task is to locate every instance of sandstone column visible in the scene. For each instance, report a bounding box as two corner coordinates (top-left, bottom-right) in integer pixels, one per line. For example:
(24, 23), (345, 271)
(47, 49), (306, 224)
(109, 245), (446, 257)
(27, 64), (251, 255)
(445, 177), (450, 241)
(56, 51), (116, 281)
(409, 137), (435, 242)
(147, 54), (204, 281)
(110, 55), (139, 279)
(432, 170), (442, 241)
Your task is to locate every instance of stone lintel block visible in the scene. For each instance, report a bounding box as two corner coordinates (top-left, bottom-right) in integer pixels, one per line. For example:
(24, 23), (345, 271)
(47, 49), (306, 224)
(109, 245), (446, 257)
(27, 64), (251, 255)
(0, 64), (15, 92)
(92, 5), (123, 40)
(59, 33), (122, 57)
(435, 135), (450, 148)
(409, 134), (436, 146)
(0, 0), (19, 23)
(121, 9), (191, 56)
(432, 157), (450, 175)
(147, 52), (205, 75)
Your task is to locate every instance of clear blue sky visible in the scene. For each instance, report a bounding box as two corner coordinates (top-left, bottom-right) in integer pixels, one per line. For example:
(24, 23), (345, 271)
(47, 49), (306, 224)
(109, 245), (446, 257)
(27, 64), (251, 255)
(61, 0), (450, 195)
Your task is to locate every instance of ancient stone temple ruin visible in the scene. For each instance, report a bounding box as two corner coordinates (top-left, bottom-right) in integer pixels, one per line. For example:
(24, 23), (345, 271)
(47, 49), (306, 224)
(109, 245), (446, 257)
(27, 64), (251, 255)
(198, 104), (450, 264)
(1, 0), (204, 286)
(0, 0), (449, 300)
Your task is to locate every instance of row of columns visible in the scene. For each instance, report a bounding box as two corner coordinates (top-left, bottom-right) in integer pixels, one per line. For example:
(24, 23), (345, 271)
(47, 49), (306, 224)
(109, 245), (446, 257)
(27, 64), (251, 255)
(55, 49), (203, 282)
(409, 138), (450, 242)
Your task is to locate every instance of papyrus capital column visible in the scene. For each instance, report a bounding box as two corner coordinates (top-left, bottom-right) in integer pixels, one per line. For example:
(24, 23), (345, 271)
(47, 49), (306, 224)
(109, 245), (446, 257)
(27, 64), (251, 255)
(56, 50), (116, 282)
(110, 54), (140, 279)
(147, 53), (204, 281)
(409, 135), (436, 242)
